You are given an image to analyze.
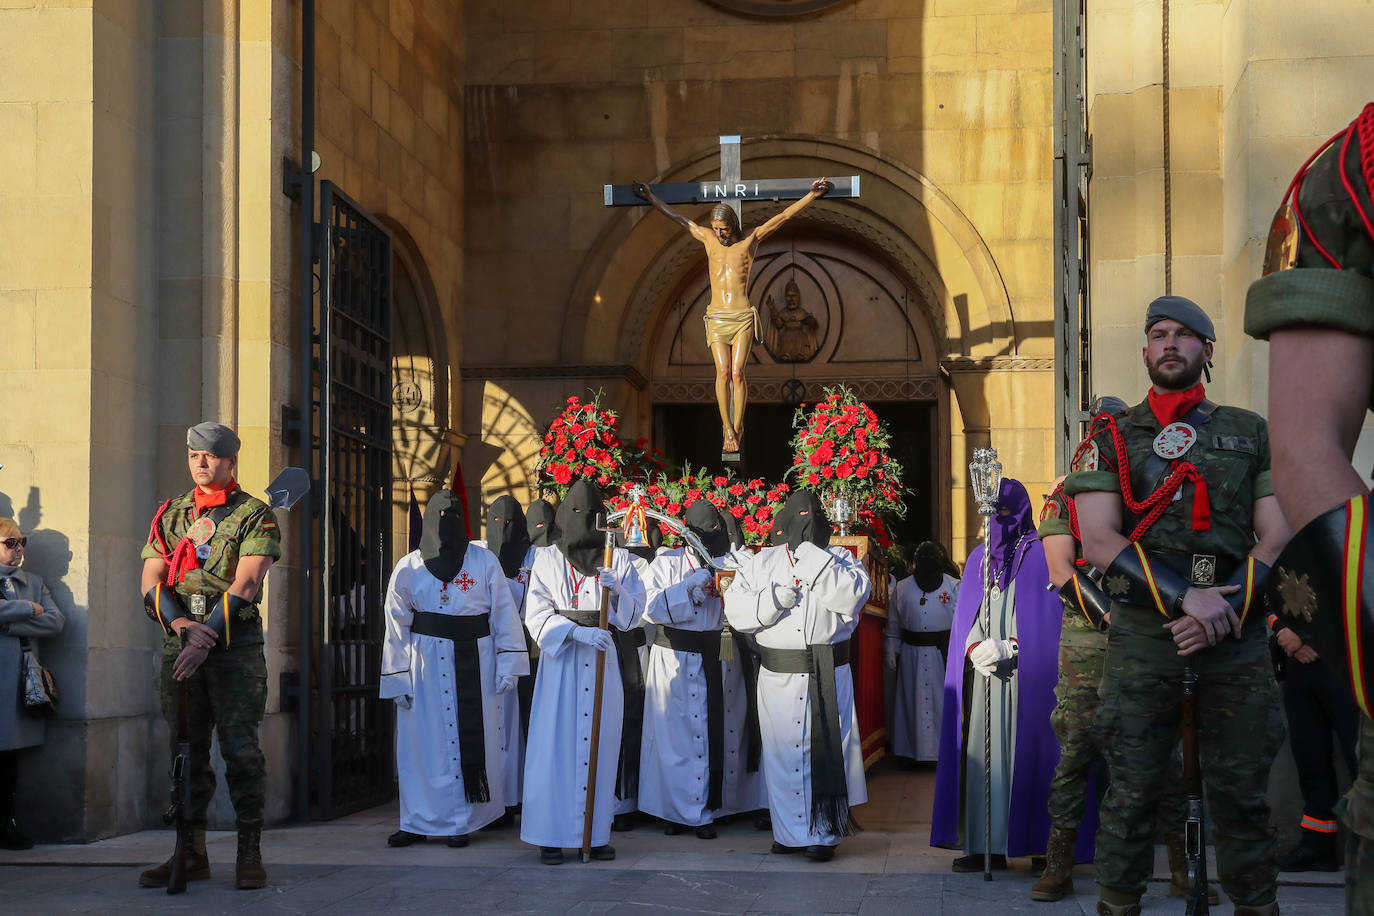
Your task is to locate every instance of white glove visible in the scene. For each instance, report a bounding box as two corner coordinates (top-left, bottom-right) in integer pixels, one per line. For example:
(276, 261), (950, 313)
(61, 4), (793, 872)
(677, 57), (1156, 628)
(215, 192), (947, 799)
(969, 639), (1017, 677)
(772, 583), (801, 610)
(394, 695), (413, 710)
(569, 625), (614, 653)
(685, 568), (713, 606)
(884, 647), (898, 670)
(597, 567), (622, 595)
(496, 674), (520, 694)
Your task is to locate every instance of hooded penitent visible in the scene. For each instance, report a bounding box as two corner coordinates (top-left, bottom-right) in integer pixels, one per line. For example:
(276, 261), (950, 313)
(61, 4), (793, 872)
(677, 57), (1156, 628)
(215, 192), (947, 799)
(685, 500), (730, 559)
(721, 508), (746, 552)
(910, 541), (947, 595)
(987, 479), (1036, 591)
(930, 476), (1072, 860)
(778, 490), (831, 552)
(421, 490), (469, 582)
(486, 495), (530, 580)
(526, 499), (558, 547)
(554, 481), (604, 576)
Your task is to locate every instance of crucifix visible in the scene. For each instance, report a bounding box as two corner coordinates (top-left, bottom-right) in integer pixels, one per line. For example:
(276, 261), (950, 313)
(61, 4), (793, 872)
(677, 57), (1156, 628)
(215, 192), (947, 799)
(604, 136), (860, 460)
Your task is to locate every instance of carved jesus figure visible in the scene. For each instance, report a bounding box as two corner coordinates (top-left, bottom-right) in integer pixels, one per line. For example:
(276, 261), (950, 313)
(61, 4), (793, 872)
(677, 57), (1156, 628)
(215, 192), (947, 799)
(633, 178), (831, 454)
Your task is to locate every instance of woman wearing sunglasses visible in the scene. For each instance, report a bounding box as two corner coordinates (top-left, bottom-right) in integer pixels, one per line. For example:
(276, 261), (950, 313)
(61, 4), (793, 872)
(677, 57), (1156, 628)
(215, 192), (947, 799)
(0, 518), (64, 849)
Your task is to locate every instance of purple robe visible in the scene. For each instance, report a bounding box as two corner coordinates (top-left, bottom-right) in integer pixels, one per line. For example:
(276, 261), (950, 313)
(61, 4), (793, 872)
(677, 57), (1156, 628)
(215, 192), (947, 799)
(929, 535), (1088, 860)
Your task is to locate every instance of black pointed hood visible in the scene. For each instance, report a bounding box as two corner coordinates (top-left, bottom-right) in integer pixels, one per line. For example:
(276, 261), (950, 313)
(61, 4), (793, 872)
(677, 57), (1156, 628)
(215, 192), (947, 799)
(420, 489), (469, 581)
(779, 490), (830, 551)
(910, 541), (946, 593)
(721, 508), (745, 551)
(526, 498), (558, 547)
(685, 500), (730, 559)
(485, 494), (530, 579)
(554, 480), (605, 576)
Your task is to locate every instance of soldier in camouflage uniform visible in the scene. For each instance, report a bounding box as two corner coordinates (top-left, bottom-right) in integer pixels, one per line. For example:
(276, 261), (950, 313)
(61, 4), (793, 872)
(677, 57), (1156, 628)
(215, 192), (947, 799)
(1068, 297), (1291, 916)
(1032, 445), (1211, 905)
(1243, 101), (1374, 915)
(137, 422), (281, 891)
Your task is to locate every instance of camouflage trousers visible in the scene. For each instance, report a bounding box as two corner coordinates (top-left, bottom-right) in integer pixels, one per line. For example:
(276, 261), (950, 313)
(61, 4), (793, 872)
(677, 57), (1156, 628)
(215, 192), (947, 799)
(160, 641), (268, 824)
(1340, 714), (1374, 915)
(1094, 614), (1284, 906)
(1048, 631), (1187, 837)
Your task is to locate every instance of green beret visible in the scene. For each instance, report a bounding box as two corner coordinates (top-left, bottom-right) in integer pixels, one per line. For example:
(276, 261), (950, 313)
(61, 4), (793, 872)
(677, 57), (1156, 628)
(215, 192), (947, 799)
(187, 422), (240, 457)
(1145, 295), (1215, 342)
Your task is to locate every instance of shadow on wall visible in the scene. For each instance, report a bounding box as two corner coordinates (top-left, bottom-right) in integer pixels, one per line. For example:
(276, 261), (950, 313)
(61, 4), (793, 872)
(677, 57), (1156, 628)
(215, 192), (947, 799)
(0, 485), (90, 842)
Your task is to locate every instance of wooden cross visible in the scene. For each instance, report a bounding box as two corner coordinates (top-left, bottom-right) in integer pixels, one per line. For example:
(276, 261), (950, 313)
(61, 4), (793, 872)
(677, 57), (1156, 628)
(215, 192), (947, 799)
(603, 135), (860, 223)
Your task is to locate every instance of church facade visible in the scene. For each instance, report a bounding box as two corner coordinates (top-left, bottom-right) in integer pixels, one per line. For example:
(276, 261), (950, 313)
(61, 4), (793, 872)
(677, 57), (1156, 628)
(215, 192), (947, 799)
(0, 0), (1368, 842)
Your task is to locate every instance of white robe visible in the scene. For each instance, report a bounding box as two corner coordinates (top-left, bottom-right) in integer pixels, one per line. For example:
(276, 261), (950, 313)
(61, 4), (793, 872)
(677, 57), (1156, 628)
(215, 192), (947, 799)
(472, 539), (535, 807)
(380, 546), (529, 836)
(520, 545), (646, 849)
(638, 547), (765, 827)
(724, 542), (871, 848)
(614, 553), (658, 817)
(885, 574), (959, 761)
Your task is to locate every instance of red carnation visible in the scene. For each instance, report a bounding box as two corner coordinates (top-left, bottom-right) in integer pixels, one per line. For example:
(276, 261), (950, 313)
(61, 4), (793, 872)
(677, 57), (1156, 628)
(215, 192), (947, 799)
(807, 472), (821, 485)
(728, 483), (745, 497)
(729, 505), (746, 519)
(597, 474), (611, 486)
(744, 517), (759, 533)
(551, 464), (573, 485)
(836, 463), (854, 479)
(713, 475), (729, 487)
(748, 478), (764, 489)
(755, 506), (771, 521)
(567, 396), (580, 404)
(582, 464), (596, 475)
(564, 450), (576, 463)
(653, 495), (668, 507)
(822, 466), (834, 479)
(686, 488), (702, 502)
(666, 502), (682, 515)
(745, 493), (762, 505)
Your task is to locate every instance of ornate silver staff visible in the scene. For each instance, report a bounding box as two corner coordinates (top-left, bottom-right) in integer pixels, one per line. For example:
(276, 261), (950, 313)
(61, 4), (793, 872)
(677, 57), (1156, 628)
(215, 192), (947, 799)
(968, 447), (1002, 882)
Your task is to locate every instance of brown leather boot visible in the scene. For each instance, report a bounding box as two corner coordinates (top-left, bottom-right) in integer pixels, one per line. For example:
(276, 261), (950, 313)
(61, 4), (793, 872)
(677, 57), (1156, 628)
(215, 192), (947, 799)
(1029, 826), (1076, 901)
(1165, 833), (1220, 903)
(138, 824), (210, 888)
(235, 818), (266, 890)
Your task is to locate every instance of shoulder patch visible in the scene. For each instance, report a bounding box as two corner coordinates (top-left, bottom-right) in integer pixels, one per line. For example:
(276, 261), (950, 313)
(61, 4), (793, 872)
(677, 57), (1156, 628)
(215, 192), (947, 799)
(1039, 499), (1061, 523)
(1070, 439), (1099, 473)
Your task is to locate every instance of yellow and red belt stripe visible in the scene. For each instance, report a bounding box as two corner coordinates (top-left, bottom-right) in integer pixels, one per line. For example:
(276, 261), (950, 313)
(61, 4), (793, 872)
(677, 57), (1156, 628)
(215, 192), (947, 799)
(1236, 557), (1258, 627)
(1131, 543), (1170, 618)
(1343, 496), (1369, 717)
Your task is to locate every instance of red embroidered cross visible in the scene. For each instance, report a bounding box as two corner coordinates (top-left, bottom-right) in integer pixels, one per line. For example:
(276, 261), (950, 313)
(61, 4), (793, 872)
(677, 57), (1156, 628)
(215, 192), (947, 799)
(456, 572), (476, 592)
(516, 572), (527, 585)
(939, 592), (952, 605)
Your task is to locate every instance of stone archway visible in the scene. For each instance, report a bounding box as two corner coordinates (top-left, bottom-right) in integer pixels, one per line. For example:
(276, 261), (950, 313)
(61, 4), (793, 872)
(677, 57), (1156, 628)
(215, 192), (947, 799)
(385, 222), (460, 561)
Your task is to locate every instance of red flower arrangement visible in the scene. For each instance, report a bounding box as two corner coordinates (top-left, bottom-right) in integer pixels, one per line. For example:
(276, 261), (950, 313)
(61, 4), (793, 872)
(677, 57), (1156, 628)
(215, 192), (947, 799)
(786, 385), (905, 540)
(608, 466), (790, 547)
(534, 393), (626, 501)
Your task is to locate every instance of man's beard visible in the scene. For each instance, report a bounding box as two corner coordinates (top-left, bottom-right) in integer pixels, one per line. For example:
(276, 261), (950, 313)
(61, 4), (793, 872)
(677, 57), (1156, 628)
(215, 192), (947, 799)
(1146, 351), (1204, 390)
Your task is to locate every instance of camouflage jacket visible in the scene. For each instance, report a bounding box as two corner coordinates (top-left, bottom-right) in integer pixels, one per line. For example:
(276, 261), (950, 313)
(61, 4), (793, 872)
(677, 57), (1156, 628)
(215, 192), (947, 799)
(141, 486), (281, 645)
(1037, 483), (1099, 635)
(1064, 398), (1272, 576)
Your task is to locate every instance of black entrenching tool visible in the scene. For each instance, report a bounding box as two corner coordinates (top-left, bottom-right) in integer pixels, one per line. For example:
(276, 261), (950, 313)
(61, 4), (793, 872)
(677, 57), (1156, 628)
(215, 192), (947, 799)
(164, 644), (192, 896)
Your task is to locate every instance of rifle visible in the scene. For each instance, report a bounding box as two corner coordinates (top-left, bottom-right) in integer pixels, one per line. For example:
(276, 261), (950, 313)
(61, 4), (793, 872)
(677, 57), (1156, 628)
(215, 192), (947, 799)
(1181, 660), (1209, 915)
(163, 644), (191, 895)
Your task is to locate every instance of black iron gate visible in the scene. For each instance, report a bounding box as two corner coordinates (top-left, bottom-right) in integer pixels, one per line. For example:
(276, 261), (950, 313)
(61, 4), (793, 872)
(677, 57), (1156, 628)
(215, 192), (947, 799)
(314, 181), (395, 818)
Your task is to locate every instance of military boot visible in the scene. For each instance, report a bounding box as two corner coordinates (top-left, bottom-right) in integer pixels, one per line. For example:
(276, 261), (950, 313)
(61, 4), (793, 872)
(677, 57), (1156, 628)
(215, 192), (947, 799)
(138, 824), (210, 887)
(235, 817), (266, 890)
(1029, 827), (1076, 901)
(1232, 902), (1280, 916)
(1165, 833), (1220, 903)
(1277, 829), (1341, 871)
(1094, 900), (1141, 916)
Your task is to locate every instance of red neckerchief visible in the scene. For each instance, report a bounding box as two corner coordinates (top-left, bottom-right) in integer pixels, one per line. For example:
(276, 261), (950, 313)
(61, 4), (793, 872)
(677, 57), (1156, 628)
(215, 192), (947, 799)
(193, 478), (238, 516)
(1147, 384), (1205, 427)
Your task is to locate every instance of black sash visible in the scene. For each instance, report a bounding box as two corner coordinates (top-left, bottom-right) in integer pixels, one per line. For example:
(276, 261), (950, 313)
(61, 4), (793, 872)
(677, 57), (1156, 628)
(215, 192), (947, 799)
(412, 610), (491, 803)
(654, 625), (726, 809)
(732, 632), (762, 773)
(555, 610), (646, 801)
(900, 628), (950, 666)
(757, 641), (855, 836)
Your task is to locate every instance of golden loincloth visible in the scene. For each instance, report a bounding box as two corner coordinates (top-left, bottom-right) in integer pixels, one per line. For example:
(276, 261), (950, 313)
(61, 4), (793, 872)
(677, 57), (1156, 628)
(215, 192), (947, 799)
(703, 306), (759, 348)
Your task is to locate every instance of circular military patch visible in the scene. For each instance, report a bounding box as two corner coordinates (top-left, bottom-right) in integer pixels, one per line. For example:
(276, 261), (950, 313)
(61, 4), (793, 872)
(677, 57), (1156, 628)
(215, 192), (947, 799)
(1262, 203), (1301, 276)
(1040, 499), (1060, 523)
(1153, 422), (1197, 459)
(187, 516), (216, 546)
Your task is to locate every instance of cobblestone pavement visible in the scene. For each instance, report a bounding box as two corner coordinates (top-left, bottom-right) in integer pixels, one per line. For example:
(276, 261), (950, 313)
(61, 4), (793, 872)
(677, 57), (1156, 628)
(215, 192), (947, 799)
(0, 761), (1343, 914)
